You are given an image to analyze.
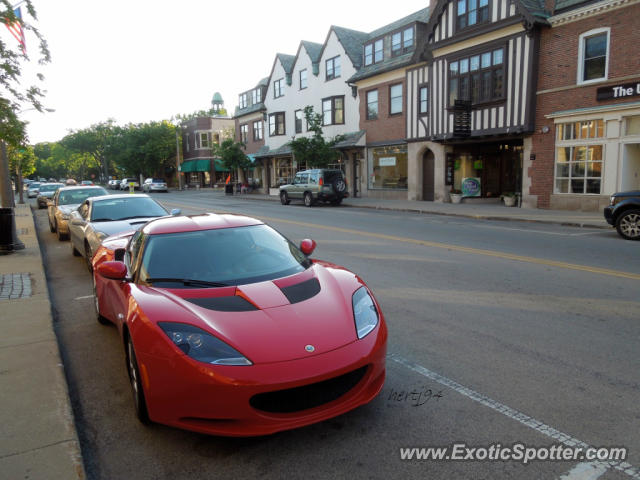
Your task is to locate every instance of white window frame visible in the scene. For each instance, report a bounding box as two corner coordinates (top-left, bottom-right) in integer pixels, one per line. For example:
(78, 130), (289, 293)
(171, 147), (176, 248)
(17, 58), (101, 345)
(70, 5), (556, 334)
(577, 27), (610, 86)
(274, 79), (284, 98)
(195, 131), (211, 149)
(299, 69), (308, 89)
(239, 93), (247, 109)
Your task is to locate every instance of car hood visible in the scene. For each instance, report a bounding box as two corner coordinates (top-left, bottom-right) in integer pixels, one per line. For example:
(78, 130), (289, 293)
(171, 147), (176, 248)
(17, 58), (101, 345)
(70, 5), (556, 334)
(58, 204), (80, 214)
(135, 264), (366, 364)
(613, 190), (640, 198)
(92, 217), (162, 236)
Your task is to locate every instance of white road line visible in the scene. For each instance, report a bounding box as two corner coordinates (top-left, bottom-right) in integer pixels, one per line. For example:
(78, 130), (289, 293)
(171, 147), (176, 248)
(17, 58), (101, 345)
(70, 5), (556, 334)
(73, 295), (93, 300)
(558, 462), (609, 480)
(389, 354), (640, 479)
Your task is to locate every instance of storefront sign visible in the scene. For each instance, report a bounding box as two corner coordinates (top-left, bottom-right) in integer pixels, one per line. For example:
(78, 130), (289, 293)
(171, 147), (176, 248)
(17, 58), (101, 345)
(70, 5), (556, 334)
(379, 157), (396, 167)
(462, 177), (481, 197)
(596, 82), (640, 101)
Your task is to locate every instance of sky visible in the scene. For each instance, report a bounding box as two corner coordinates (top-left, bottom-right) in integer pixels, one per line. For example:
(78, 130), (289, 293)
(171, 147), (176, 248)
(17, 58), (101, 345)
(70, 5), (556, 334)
(12, 0), (430, 145)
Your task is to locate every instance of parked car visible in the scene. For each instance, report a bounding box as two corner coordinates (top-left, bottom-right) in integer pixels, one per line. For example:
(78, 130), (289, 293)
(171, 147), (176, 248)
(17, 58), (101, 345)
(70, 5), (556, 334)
(279, 169), (348, 207)
(36, 183), (64, 208)
(48, 185), (108, 241)
(69, 193), (179, 271)
(142, 177), (168, 193)
(108, 179), (121, 189)
(120, 178), (140, 190)
(91, 212), (386, 436)
(604, 190), (640, 240)
(81, 180), (94, 186)
(27, 182), (42, 198)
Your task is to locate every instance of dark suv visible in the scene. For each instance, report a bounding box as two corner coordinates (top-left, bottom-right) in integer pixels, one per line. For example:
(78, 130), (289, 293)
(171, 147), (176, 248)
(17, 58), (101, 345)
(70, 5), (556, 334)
(604, 190), (640, 240)
(279, 169), (348, 207)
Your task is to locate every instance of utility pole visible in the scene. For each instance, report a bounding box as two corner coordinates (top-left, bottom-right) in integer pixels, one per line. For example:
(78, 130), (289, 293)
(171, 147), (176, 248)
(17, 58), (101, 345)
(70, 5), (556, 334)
(175, 125), (182, 190)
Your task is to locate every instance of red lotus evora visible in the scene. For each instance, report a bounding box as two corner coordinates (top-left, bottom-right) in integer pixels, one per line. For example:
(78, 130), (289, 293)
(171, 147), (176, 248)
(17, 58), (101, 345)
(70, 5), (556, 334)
(91, 213), (387, 436)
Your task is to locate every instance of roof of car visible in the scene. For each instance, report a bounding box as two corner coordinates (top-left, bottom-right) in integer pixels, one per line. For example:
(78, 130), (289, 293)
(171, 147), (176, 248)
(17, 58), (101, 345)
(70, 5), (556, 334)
(87, 193), (151, 203)
(142, 213), (263, 236)
(57, 185), (107, 192)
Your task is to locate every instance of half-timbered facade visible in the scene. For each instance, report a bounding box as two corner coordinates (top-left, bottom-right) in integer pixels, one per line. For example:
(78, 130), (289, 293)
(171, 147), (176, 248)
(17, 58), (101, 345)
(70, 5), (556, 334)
(406, 0), (548, 203)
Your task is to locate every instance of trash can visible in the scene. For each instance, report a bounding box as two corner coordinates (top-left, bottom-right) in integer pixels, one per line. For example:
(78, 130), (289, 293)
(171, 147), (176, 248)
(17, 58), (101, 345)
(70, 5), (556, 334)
(0, 207), (24, 253)
(225, 184), (234, 195)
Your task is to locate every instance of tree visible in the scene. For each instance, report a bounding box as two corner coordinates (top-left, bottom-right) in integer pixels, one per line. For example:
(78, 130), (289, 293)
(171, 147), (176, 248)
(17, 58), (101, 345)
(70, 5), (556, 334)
(8, 144), (35, 203)
(288, 106), (344, 169)
(61, 120), (116, 182)
(213, 138), (251, 182)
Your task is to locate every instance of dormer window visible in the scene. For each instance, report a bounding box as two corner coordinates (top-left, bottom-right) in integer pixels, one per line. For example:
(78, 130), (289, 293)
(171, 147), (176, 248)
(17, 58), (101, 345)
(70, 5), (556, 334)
(238, 93), (247, 109)
(391, 28), (414, 57)
(365, 40), (383, 66)
(252, 88), (261, 104)
(456, 0), (489, 30)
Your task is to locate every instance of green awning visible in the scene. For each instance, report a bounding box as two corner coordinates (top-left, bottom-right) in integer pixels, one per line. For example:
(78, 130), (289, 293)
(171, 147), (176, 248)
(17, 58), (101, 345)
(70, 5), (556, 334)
(214, 159), (230, 172)
(180, 159), (210, 173)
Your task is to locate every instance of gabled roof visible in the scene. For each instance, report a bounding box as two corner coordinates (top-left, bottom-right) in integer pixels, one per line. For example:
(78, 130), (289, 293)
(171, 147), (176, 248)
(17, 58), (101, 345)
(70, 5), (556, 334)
(277, 53), (296, 74)
(234, 102), (265, 118)
(301, 41), (323, 63)
(318, 25), (369, 70)
(368, 7), (429, 40)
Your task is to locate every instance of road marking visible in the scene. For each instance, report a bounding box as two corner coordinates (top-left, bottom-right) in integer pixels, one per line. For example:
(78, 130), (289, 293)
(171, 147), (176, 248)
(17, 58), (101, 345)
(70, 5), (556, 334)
(73, 295), (93, 300)
(390, 354), (640, 479)
(558, 462), (609, 480)
(160, 202), (640, 281)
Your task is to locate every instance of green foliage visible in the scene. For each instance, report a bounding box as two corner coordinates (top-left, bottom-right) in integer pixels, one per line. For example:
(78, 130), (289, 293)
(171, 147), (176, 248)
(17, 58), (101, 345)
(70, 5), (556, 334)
(61, 120), (116, 181)
(8, 144), (35, 177)
(288, 106), (344, 169)
(174, 107), (228, 123)
(213, 138), (251, 179)
(0, 0), (51, 145)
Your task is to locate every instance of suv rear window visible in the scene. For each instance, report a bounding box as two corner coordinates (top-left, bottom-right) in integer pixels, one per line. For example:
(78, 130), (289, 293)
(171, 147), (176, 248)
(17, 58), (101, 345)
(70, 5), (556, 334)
(322, 170), (344, 183)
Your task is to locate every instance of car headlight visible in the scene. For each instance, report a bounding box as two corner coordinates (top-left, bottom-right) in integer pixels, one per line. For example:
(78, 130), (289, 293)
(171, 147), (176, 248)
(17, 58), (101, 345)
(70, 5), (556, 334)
(610, 195), (617, 205)
(352, 287), (379, 339)
(158, 322), (252, 365)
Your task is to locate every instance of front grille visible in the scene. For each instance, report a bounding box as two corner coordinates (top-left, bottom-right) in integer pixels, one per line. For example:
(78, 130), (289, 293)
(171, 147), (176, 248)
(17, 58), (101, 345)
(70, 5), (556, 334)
(250, 366), (368, 414)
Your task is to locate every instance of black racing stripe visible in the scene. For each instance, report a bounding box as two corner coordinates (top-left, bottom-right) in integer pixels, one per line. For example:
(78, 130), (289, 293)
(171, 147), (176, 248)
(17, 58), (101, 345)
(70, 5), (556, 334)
(279, 277), (321, 304)
(187, 296), (258, 312)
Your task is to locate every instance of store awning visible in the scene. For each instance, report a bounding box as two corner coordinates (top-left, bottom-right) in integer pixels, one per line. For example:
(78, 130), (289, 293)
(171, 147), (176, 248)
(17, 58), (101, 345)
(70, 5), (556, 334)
(246, 154), (256, 163)
(180, 159), (210, 173)
(214, 159), (230, 172)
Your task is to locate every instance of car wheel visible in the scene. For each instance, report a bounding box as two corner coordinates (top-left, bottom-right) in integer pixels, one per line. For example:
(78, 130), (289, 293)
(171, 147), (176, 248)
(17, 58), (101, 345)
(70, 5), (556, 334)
(93, 275), (110, 325)
(280, 191), (290, 205)
(57, 224), (68, 241)
(71, 238), (81, 256)
(333, 178), (347, 194)
(126, 335), (150, 424)
(615, 209), (640, 240)
(304, 192), (314, 207)
(85, 241), (93, 272)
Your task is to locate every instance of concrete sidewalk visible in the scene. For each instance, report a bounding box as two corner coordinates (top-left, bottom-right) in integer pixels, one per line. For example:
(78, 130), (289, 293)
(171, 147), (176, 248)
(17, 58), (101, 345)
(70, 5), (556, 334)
(0, 203), (85, 480)
(217, 189), (609, 229)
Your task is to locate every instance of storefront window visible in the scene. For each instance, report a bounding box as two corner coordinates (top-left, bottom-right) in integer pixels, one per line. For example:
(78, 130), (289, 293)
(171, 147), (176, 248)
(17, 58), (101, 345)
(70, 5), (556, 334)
(275, 158), (295, 186)
(368, 145), (408, 190)
(626, 116), (640, 135)
(555, 120), (603, 194)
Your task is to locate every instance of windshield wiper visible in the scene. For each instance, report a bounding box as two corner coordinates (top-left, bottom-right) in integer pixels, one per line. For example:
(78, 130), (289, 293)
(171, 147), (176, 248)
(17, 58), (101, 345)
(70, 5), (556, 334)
(91, 218), (114, 222)
(117, 215), (160, 221)
(145, 278), (229, 288)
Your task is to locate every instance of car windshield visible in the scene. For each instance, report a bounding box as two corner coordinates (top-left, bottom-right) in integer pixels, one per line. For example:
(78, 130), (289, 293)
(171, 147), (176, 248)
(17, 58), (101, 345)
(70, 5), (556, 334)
(58, 188), (107, 205)
(90, 196), (167, 221)
(152, 178), (164, 183)
(29, 183), (41, 189)
(139, 224), (311, 287)
(39, 184), (63, 192)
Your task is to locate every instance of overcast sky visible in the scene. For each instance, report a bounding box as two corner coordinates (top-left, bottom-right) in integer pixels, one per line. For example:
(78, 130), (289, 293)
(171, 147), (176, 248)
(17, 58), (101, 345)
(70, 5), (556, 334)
(12, 1), (429, 145)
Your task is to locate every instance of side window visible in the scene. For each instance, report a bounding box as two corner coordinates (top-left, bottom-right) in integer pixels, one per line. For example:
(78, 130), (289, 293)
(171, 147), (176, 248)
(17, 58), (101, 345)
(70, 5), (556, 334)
(309, 173), (319, 185)
(127, 231), (145, 274)
(79, 202), (89, 219)
(294, 174), (304, 185)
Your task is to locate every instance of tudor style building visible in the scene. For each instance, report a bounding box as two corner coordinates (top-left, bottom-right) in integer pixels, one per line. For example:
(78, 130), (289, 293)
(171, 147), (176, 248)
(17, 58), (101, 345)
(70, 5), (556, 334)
(406, 0), (548, 203)
(529, 0), (640, 211)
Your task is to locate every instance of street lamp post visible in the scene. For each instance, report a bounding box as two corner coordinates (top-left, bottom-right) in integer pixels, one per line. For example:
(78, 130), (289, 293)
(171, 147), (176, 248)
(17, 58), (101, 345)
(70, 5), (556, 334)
(175, 125), (183, 190)
(0, 140), (25, 253)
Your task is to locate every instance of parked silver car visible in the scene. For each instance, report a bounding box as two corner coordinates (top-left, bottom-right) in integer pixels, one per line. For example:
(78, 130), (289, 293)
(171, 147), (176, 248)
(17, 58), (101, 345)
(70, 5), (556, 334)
(68, 193), (180, 271)
(119, 178), (140, 190)
(36, 183), (64, 208)
(48, 185), (108, 240)
(27, 182), (42, 198)
(142, 178), (168, 192)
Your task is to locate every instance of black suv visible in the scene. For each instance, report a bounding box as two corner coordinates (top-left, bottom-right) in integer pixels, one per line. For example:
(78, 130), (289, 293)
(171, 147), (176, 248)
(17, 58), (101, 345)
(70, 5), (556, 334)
(604, 190), (640, 240)
(279, 169), (348, 207)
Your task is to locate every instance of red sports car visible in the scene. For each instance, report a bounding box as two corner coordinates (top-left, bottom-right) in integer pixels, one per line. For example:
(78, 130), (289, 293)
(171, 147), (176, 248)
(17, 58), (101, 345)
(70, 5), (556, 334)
(92, 213), (387, 436)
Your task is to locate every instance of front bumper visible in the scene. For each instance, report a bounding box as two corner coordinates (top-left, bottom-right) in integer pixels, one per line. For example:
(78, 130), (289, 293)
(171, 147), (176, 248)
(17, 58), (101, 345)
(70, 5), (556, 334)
(136, 323), (387, 436)
(148, 185), (167, 191)
(604, 205), (615, 225)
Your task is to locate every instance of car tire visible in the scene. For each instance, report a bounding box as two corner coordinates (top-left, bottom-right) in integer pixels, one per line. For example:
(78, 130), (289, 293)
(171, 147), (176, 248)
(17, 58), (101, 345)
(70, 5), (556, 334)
(57, 224), (67, 241)
(615, 209), (640, 240)
(304, 192), (314, 207)
(280, 191), (290, 205)
(71, 239), (81, 256)
(85, 241), (93, 272)
(332, 178), (347, 194)
(93, 275), (110, 325)
(126, 335), (150, 424)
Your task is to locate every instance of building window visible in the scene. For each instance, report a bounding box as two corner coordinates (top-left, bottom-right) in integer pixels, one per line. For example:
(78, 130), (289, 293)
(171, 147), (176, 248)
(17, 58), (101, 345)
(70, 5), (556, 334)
(295, 109), (303, 133)
(390, 84), (403, 115)
(239, 93), (247, 109)
(299, 69), (307, 89)
(449, 48), (504, 106)
(240, 124), (248, 144)
(322, 96), (344, 125)
(578, 28), (609, 84)
(368, 145), (408, 190)
(554, 119), (604, 194)
(252, 88), (261, 105)
(366, 90), (379, 120)
(196, 132), (210, 149)
(326, 56), (341, 81)
(456, 0), (489, 30)
(268, 112), (285, 136)
(364, 39), (383, 66)
(419, 86), (428, 114)
(253, 121), (263, 141)
(391, 27), (414, 57)
(274, 78), (284, 98)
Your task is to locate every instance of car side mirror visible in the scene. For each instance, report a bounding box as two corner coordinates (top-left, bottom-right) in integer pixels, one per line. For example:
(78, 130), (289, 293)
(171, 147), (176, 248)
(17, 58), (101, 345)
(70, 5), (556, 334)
(299, 238), (316, 256)
(97, 261), (128, 280)
(170, 208), (181, 216)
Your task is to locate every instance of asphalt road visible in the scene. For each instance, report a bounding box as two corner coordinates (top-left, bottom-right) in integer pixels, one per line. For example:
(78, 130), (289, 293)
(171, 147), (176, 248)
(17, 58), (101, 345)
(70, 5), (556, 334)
(33, 191), (640, 480)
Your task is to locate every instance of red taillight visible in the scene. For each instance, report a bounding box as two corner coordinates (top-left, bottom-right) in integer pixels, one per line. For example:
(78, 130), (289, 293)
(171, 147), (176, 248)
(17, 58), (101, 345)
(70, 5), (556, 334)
(319, 178), (323, 186)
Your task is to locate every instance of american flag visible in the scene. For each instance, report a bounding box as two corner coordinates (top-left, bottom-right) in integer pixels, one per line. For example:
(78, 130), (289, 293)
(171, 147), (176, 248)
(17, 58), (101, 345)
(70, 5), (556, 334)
(4, 6), (26, 53)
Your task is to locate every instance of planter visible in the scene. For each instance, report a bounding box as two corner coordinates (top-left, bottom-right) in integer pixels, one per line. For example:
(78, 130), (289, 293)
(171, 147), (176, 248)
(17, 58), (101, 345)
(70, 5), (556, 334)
(503, 195), (516, 207)
(450, 193), (463, 204)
